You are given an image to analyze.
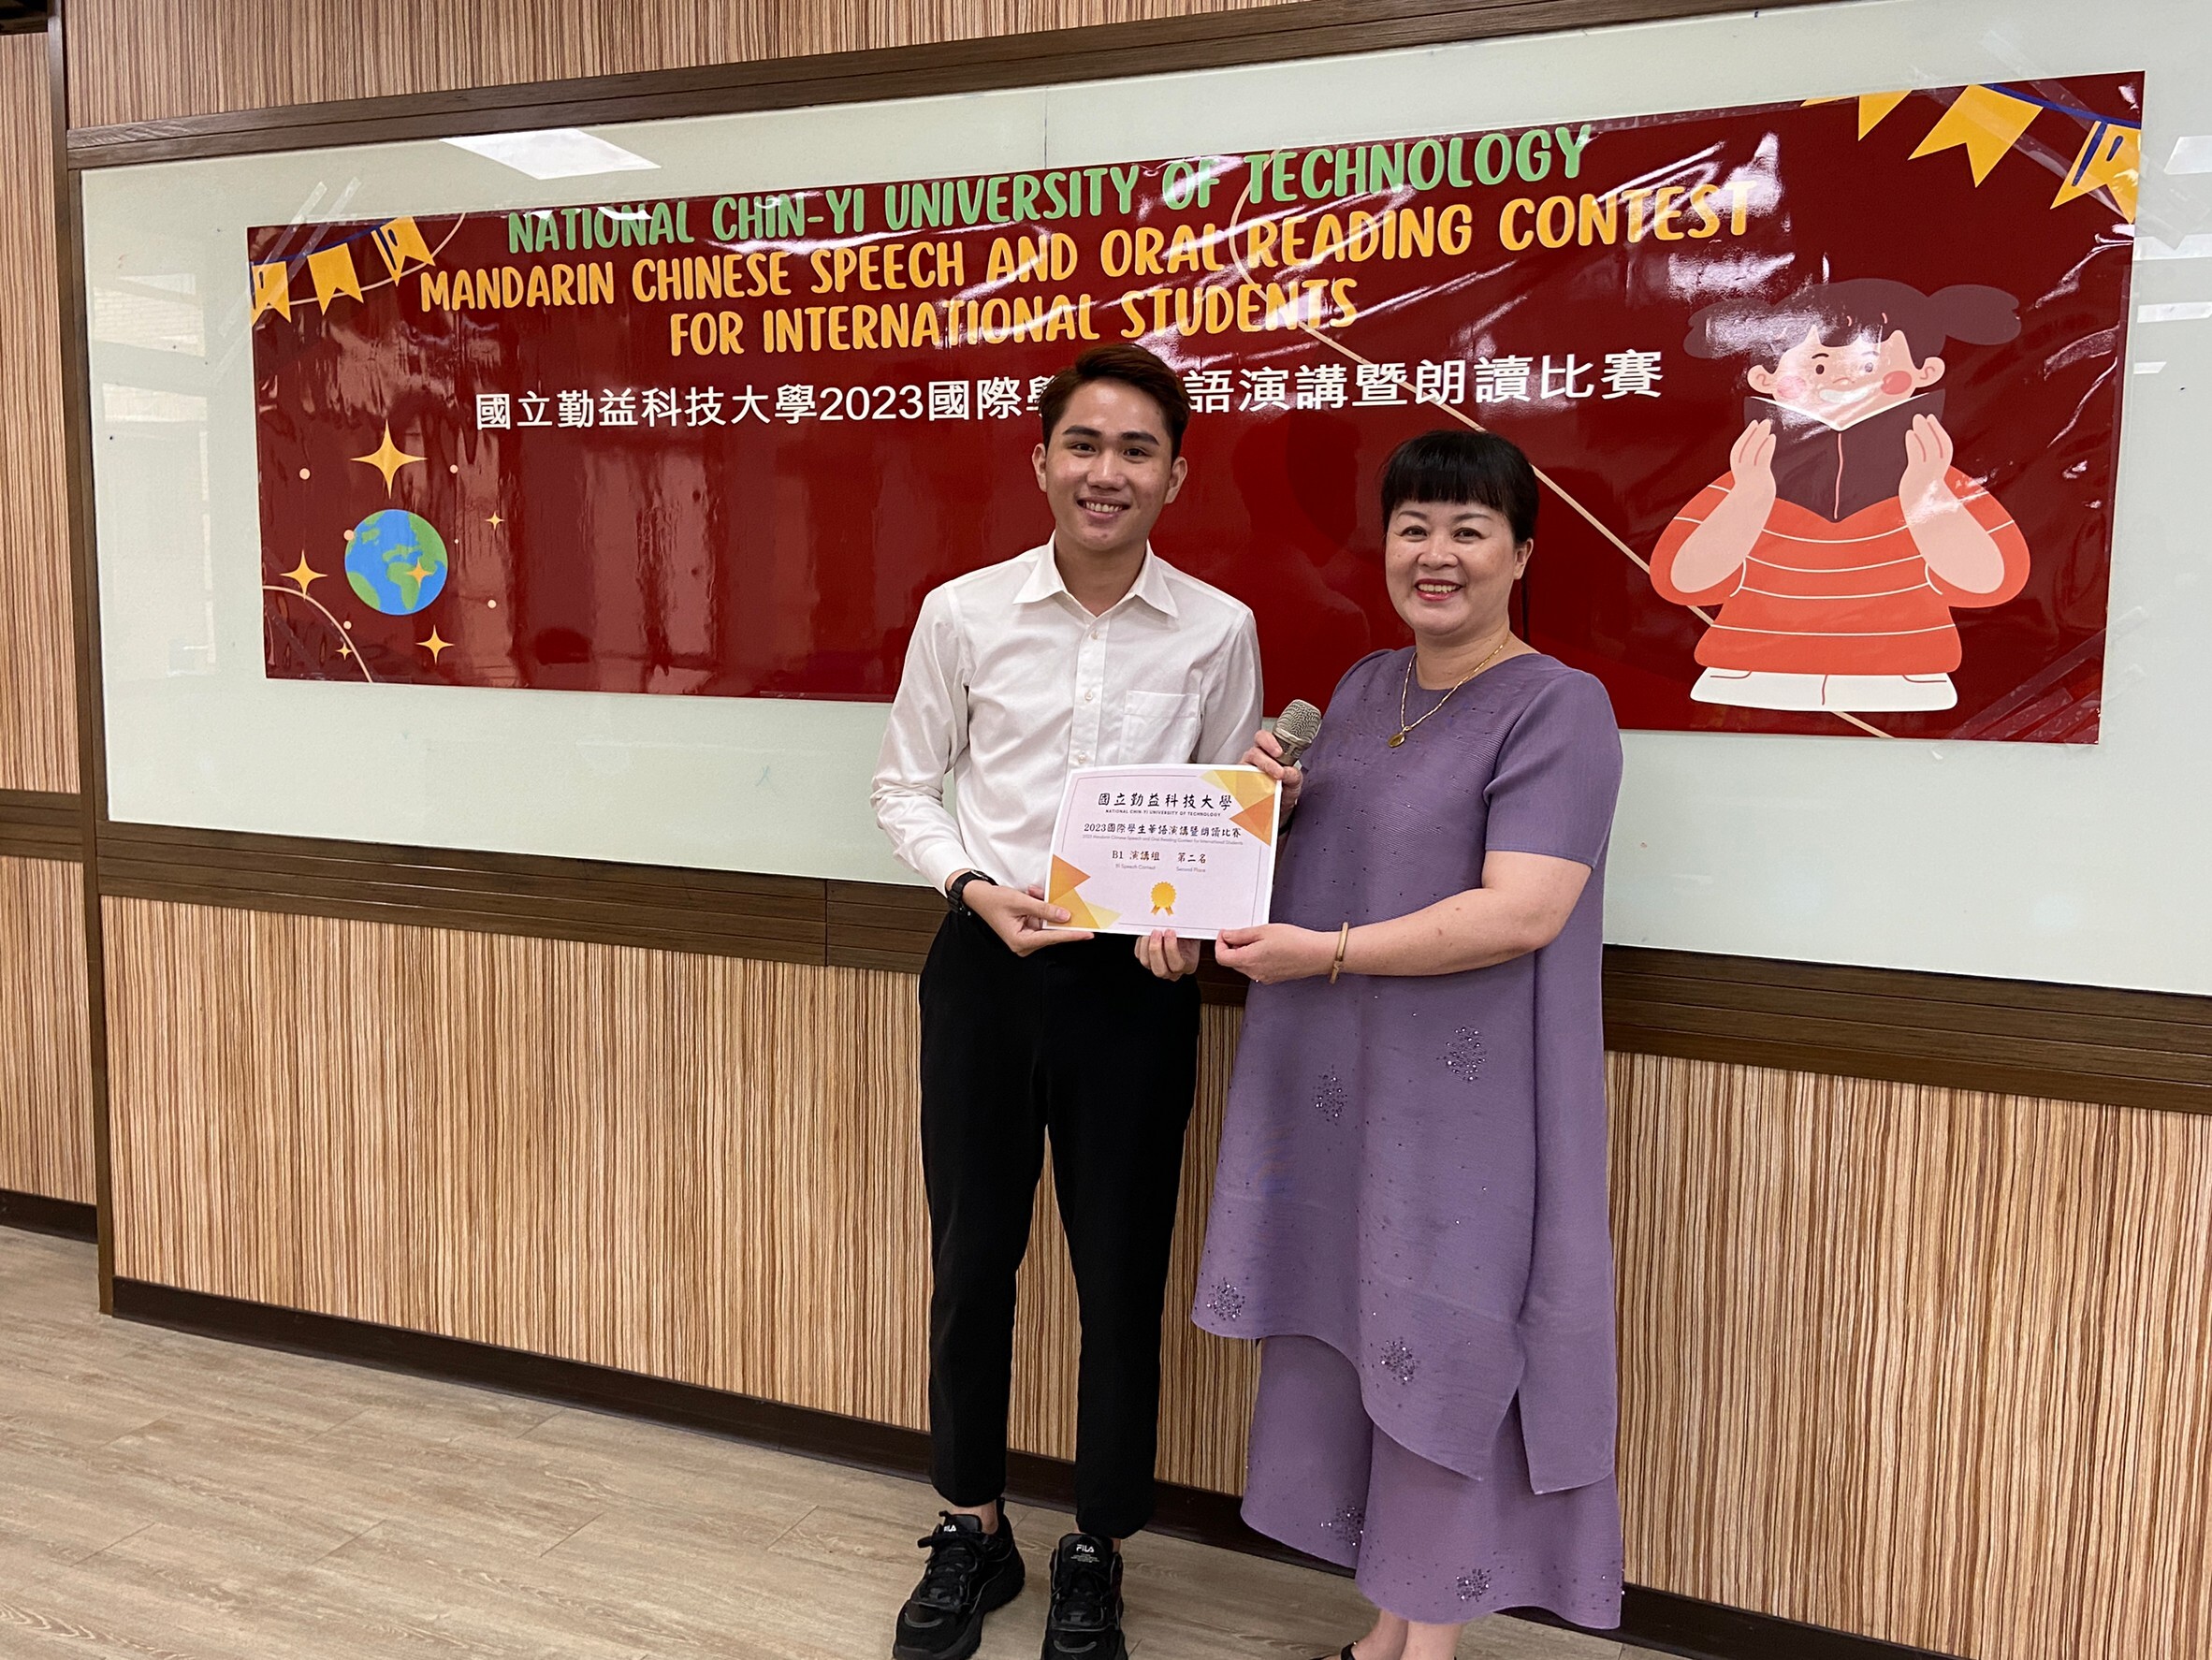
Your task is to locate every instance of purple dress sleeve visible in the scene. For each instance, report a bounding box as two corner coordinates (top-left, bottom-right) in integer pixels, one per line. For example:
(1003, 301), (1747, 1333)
(1483, 671), (1623, 869)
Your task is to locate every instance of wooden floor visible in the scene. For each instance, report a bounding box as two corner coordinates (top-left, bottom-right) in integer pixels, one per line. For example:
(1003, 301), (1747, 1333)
(0, 1228), (1630, 1660)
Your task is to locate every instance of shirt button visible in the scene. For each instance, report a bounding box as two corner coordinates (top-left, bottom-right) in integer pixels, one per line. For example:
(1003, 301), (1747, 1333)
(1083, 690), (1095, 703)
(1074, 752), (1090, 764)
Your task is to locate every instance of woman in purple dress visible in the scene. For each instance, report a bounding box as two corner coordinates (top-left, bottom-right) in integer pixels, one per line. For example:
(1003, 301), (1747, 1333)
(1199, 430), (1624, 1659)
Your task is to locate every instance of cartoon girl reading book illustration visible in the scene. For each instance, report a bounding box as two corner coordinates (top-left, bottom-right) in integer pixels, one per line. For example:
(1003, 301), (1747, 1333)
(1652, 278), (2030, 713)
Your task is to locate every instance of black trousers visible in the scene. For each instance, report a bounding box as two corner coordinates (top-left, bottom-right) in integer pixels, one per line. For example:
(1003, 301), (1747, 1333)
(918, 908), (1201, 1540)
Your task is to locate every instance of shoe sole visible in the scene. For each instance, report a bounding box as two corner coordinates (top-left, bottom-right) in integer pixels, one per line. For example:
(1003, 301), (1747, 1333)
(1041, 1634), (1128, 1660)
(892, 1555), (1026, 1660)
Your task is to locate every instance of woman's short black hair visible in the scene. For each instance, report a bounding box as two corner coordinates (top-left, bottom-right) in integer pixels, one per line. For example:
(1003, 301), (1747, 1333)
(1379, 429), (1538, 546)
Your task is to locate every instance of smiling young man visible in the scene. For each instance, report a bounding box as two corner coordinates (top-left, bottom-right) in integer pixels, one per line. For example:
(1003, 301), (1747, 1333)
(872, 343), (1261, 1660)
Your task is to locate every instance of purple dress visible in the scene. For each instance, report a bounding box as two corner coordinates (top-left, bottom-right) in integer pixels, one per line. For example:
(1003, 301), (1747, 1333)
(1192, 648), (1624, 1627)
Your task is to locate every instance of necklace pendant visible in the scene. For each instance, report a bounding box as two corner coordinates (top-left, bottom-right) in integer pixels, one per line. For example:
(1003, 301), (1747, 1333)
(1387, 732), (1406, 748)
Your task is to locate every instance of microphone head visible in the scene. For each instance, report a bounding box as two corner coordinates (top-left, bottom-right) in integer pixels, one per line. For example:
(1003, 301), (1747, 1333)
(1272, 699), (1323, 765)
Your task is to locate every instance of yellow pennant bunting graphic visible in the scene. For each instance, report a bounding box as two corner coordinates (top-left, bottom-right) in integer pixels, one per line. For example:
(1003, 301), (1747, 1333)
(2053, 119), (2141, 221)
(1853, 91), (1910, 137)
(1818, 83), (2140, 219)
(1805, 91), (1913, 137)
(1909, 84), (2044, 184)
(249, 261), (291, 323)
(370, 215), (436, 281)
(255, 217), (439, 326)
(306, 242), (365, 312)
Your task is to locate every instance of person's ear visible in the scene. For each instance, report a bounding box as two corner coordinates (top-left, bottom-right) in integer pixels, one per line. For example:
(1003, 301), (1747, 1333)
(1162, 453), (1188, 504)
(1747, 365), (1778, 394)
(1915, 355), (1946, 387)
(1515, 538), (1535, 577)
(1032, 441), (1050, 492)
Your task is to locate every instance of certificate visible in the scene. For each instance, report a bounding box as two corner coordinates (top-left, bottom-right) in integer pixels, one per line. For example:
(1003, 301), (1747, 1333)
(1046, 764), (1279, 939)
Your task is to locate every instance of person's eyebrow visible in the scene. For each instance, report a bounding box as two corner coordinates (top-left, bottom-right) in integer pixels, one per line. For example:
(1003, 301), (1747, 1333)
(1059, 422), (1163, 446)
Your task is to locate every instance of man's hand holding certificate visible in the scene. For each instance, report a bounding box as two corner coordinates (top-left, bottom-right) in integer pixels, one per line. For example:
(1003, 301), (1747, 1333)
(1047, 764), (1279, 939)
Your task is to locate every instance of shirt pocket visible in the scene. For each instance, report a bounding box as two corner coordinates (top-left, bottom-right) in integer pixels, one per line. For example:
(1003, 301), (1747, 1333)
(1118, 689), (1203, 762)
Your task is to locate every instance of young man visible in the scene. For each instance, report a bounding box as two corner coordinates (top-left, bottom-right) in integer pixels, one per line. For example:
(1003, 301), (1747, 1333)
(872, 343), (1262, 1660)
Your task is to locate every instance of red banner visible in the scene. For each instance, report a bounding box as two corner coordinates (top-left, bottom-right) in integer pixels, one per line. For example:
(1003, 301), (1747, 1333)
(252, 76), (2138, 741)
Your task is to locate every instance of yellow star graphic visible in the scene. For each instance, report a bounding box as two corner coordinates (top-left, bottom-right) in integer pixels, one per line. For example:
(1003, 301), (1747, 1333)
(486, 512), (504, 528)
(338, 645), (353, 659)
(419, 628), (453, 662)
(404, 561), (433, 582)
(282, 554), (323, 593)
(352, 423), (426, 496)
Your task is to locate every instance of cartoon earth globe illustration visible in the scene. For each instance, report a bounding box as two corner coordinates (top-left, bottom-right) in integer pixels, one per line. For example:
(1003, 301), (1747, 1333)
(343, 509), (448, 615)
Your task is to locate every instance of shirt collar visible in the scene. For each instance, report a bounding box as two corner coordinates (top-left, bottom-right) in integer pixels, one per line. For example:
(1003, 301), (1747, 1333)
(1013, 540), (1180, 619)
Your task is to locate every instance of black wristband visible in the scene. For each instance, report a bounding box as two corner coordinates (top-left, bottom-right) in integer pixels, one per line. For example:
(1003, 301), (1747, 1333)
(947, 870), (997, 914)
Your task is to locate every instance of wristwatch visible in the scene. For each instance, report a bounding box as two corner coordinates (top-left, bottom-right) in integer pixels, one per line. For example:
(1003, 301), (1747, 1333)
(947, 870), (997, 914)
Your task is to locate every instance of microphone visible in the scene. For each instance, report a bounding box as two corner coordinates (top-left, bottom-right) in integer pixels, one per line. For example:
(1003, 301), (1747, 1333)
(1272, 699), (1323, 768)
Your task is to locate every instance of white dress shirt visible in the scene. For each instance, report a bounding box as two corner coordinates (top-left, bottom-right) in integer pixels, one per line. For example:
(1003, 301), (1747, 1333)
(873, 540), (1264, 895)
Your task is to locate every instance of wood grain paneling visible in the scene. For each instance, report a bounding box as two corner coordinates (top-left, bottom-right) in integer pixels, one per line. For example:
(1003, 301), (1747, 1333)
(1611, 1051), (2212, 1660)
(0, 788), (80, 860)
(62, 0), (1282, 129)
(94, 823), (2212, 1114)
(0, 29), (76, 794)
(99, 820), (827, 963)
(0, 855), (94, 1203)
(1606, 949), (2212, 1117)
(102, 896), (1257, 1494)
(825, 877), (948, 975)
(59, 0), (1834, 167)
(105, 898), (2212, 1658)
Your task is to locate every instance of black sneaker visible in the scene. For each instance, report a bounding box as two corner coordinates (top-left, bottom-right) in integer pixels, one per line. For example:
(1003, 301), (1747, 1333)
(893, 1510), (1025, 1660)
(1041, 1533), (1126, 1660)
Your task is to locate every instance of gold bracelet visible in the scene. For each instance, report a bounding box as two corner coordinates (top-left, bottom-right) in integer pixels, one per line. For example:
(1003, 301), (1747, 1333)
(1329, 922), (1351, 984)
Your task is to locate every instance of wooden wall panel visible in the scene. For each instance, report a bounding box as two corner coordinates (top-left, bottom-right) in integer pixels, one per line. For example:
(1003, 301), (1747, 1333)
(63, 0), (1291, 129)
(0, 32), (77, 794)
(106, 899), (2212, 1658)
(101, 896), (1258, 1493)
(1611, 1052), (2212, 1660)
(0, 856), (93, 1203)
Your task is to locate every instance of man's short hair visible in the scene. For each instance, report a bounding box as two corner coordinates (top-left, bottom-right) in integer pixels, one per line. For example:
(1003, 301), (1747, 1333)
(1379, 429), (1540, 546)
(1038, 343), (1192, 457)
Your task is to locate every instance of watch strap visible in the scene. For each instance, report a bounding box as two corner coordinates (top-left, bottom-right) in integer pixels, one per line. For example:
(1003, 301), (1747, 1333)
(948, 870), (997, 913)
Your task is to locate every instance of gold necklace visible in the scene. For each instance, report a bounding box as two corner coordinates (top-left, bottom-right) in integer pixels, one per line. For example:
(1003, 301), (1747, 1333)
(1388, 636), (1512, 747)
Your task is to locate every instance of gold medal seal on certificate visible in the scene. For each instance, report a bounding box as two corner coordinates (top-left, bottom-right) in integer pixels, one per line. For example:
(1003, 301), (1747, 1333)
(1046, 764), (1280, 939)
